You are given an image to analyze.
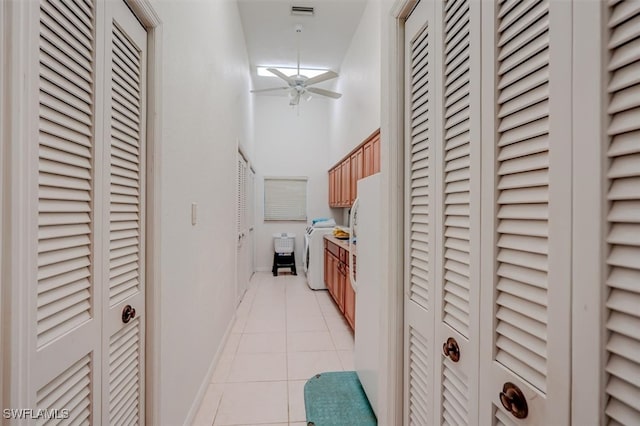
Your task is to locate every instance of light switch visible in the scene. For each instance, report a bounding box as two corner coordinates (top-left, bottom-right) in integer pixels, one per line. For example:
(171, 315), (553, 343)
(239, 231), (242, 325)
(191, 202), (197, 225)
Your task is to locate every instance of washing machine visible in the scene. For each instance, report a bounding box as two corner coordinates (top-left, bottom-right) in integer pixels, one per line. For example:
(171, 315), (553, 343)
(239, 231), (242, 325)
(303, 226), (334, 290)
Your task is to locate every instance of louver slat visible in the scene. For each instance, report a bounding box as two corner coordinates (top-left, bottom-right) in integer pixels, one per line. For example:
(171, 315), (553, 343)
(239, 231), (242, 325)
(109, 320), (140, 425)
(605, 1), (640, 424)
(36, 355), (92, 426)
(442, 0), (471, 338)
(441, 358), (469, 425)
(495, 0), (550, 393)
(409, 327), (429, 425)
(109, 23), (142, 307)
(409, 24), (431, 312)
(37, 0), (94, 349)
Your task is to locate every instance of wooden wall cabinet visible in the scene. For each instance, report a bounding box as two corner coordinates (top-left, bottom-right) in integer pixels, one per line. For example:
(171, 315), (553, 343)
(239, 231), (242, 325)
(328, 168), (338, 206)
(350, 148), (364, 205)
(340, 160), (350, 207)
(372, 134), (380, 174)
(324, 238), (355, 331)
(328, 129), (380, 208)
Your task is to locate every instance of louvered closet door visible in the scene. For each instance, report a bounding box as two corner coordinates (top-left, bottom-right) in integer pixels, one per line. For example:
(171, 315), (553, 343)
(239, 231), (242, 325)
(237, 154), (248, 302)
(480, 0), (572, 423)
(433, 0), (481, 424)
(604, 1), (640, 424)
(34, 0), (100, 422)
(101, 2), (147, 424)
(403, 1), (437, 424)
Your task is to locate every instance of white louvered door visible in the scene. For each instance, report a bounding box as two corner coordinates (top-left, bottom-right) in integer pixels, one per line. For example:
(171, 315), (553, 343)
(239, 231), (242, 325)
(405, 0), (573, 424)
(35, 0), (101, 422)
(480, 0), (572, 424)
(603, 1), (640, 424)
(101, 1), (147, 424)
(237, 153), (248, 303)
(404, 1), (437, 424)
(433, 0), (481, 424)
(33, 0), (147, 423)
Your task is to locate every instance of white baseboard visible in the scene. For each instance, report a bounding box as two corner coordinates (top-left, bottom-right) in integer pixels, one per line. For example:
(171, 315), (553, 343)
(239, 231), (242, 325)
(182, 312), (237, 425)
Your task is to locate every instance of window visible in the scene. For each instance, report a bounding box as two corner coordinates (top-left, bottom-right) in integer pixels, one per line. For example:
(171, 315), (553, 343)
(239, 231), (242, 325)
(264, 177), (308, 221)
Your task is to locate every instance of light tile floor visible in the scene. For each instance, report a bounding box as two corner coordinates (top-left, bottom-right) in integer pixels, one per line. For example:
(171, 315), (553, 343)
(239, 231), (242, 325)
(193, 272), (355, 426)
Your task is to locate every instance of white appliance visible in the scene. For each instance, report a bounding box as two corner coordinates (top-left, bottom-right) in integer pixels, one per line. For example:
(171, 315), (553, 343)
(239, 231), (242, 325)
(304, 226), (334, 290)
(349, 173), (382, 417)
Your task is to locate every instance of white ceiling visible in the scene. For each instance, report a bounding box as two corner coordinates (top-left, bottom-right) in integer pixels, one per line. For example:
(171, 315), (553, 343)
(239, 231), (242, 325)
(237, 0), (367, 92)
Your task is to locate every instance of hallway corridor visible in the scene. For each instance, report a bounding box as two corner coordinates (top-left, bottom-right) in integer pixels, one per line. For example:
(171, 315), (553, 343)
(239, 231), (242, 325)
(193, 272), (355, 425)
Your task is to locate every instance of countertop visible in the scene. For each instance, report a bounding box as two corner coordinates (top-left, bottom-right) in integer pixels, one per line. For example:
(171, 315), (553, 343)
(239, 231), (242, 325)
(324, 234), (357, 256)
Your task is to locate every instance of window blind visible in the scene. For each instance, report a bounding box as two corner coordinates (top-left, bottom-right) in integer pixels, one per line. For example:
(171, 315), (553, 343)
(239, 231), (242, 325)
(264, 177), (307, 221)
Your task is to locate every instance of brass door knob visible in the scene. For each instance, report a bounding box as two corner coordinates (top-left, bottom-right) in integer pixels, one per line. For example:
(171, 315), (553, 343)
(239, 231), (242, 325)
(122, 305), (136, 324)
(442, 337), (460, 362)
(499, 382), (528, 419)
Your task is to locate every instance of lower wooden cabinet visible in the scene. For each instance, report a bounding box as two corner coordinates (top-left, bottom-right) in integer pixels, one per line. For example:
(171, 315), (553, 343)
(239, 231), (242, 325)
(343, 258), (355, 329)
(324, 238), (355, 331)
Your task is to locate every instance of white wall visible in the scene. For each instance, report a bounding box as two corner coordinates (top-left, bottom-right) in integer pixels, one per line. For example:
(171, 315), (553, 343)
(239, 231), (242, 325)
(329, 0), (382, 165)
(150, 1), (253, 424)
(253, 96), (333, 271)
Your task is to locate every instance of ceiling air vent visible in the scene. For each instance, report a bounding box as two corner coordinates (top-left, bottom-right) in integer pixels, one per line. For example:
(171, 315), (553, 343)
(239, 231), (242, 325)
(291, 6), (314, 16)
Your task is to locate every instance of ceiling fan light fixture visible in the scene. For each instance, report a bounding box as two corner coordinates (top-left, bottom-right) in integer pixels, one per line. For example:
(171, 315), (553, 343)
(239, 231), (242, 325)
(291, 6), (314, 16)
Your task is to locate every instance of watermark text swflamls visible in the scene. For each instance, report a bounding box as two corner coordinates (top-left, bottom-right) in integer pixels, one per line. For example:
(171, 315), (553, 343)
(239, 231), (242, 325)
(3, 409), (70, 420)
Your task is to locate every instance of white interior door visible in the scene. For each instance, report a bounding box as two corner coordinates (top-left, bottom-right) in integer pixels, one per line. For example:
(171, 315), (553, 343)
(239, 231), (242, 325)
(32, 0), (147, 423)
(101, 1), (147, 424)
(248, 168), (256, 279)
(432, 0), (481, 424)
(35, 0), (102, 420)
(236, 153), (248, 303)
(403, 2), (437, 423)
(404, 1), (482, 423)
(603, 1), (640, 424)
(480, 0), (572, 423)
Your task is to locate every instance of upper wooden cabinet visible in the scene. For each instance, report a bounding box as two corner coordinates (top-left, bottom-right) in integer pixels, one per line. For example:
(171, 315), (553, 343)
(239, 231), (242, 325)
(350, 148), (364, 205)
(341, 159), (351, 206)
(329, 129), (380, 208)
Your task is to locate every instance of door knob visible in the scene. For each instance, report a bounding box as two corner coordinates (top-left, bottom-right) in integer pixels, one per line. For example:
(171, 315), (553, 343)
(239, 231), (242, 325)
(122, 305), (136, 324)
(442, 337), (460, 362)
(499, 382), (528, 419)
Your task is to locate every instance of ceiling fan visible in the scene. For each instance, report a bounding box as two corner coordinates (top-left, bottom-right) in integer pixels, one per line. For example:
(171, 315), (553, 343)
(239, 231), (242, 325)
(250, 25), (342, 106)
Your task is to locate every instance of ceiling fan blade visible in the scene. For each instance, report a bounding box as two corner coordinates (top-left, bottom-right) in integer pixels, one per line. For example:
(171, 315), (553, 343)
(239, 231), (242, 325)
(266, 68), (293, 84)
(250, 87), (289, 93)
(307, 87), (342, 99)
(305, 70), (339, 86)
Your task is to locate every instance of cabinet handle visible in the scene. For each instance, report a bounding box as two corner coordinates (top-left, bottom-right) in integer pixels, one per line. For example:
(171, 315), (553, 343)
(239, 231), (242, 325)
(442, 337), (460, 362)
(499, 382), (528, 419)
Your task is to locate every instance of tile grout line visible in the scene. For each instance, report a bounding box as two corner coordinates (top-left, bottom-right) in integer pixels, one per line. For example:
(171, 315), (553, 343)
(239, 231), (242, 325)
(284, 275), (291, 424)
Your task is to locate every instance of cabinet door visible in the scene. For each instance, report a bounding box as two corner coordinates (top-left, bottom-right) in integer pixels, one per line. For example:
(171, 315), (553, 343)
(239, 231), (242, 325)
(349, 148), (362, 204)
(341, 160), (351, 206)
(344, 262), (355, 330)
(334, 168), (341, 207)
(329, 254), (339, 304)
(372, 135), (380, 174)
(330, 168), (338, 207)
(337, 262), (345, 313)
(328, 170), (333, 206)
(324, 247), (330, 287)
(363, 141), (374, 177)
